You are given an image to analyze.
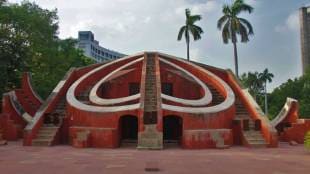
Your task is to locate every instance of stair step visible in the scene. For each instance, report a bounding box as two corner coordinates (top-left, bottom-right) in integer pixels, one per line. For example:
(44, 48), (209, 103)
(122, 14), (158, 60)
(249, 142), (267, 148)
(32, 139), (52, 146)
(243, 130), (267, 148)
(41, 126), (59, 129)
(244, 135), (265, 140)
(36, 135), (55, 139)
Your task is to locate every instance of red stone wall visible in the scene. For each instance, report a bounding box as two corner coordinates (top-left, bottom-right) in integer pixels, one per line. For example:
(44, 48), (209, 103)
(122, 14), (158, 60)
(21, 72), (42, 107)
(160, 63), (202, 100)
(1, 95), (26, 140)
(280, 119), (310, 143)
(99, 63), (142, 99)
(182, 129), (233, 149)
(70, 126), (119, 148)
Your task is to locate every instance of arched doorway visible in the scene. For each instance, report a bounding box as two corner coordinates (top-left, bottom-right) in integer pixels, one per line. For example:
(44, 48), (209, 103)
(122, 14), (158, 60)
(119, 115), (138, 147)
(163, 116), (183, 146)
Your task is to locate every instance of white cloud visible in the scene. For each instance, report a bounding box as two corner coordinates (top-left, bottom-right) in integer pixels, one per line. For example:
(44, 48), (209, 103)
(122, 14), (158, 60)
(275, 11), (299, 33)
(190, 48), (201, 61)
(286, 11), (299, 31)
(6, 0), (303, 91)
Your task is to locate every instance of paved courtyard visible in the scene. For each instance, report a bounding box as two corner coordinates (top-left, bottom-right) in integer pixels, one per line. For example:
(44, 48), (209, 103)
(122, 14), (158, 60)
(0, 141), (309, 174)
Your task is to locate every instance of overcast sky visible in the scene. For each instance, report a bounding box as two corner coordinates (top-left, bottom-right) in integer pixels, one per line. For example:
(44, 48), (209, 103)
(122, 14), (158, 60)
(8, 0), (310, 91)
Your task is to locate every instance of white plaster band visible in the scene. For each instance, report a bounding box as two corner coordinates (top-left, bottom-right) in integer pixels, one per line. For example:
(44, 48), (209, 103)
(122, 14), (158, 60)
(66, 53), (144, 113)
(159, 58), (212, 106)
(89, 57), (144, 105)
(158, 54), (235, 114)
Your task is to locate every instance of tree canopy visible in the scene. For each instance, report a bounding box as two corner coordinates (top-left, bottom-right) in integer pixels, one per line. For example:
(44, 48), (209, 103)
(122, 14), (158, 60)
(241, 68), (310, 119)
(0, 1), (94, 99)
(268, 68), (310, 119)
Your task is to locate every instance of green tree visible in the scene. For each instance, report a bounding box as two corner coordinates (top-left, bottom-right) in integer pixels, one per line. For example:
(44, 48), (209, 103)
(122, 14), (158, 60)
(240, 71), (263, 101)
(217, 0), (254, 78)
(268, 68), (310, 119)
(0, 1), (58, 95)
(259, 68), (274, 115)
(0, 1), (94, 99)
(300, 68), (310, 117)
(31, 38), (95, 97)
(177, 8), (203, 61)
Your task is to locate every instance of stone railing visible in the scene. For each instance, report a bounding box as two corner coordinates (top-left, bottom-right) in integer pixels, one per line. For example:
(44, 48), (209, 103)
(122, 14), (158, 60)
(23, 68), (77, 145)
(270, 98), (298, 127)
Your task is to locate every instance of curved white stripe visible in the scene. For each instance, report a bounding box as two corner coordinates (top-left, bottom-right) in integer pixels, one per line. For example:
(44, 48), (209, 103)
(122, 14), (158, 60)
(66, 54), (144, 113)
(270, 98), (297, 127)
(90, 57), (143, 105)
(159, 55), (235, 114)
(159, 58), (212, 106)
(8, 91), (32, 123)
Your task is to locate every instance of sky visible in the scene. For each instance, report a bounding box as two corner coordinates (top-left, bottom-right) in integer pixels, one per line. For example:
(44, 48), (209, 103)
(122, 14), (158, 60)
(8, 0), (310, 92)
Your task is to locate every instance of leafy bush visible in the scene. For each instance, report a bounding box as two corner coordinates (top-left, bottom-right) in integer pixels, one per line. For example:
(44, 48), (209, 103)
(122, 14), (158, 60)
(305, 131), (310, 151)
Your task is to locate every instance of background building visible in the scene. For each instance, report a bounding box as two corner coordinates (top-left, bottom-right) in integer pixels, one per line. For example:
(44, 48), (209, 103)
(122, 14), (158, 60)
(300, 6), (310, 74)
(77, 31), (126, 62)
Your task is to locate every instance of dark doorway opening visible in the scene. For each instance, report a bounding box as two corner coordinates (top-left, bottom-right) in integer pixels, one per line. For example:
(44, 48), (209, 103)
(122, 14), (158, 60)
(119, 115), (138, 147)
(163, 116), (182, 147)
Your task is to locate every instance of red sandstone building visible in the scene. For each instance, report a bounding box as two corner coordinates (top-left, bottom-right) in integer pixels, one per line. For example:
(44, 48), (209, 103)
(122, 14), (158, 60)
(0, 52), (309, 149)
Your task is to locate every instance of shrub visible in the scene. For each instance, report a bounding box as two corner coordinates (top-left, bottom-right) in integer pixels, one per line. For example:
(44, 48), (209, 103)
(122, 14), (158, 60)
(305, 131), (310, 151)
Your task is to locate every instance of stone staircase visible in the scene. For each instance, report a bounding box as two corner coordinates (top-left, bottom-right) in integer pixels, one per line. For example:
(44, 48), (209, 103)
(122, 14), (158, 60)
(206, 84), (224, 106)
(32, 98), (66, 146)
(138, 54), (163, 149)
(144, 56), (157, 112)
(235, 100), (267, 148)
(243, 131), (267, 148)
(77, 86), (92, 104)
(32, 125), (60, 146)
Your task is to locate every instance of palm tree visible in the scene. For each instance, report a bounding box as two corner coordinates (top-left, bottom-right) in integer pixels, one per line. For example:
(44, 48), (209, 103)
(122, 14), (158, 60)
(177, 8), (203, 61)
(259, 68), (274, 115)
(217, 0), (254, 78)
(240, 71), (262, 101)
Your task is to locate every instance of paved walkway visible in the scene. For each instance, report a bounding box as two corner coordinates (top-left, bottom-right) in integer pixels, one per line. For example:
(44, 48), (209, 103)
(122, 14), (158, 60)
(0, 142), (309, 174)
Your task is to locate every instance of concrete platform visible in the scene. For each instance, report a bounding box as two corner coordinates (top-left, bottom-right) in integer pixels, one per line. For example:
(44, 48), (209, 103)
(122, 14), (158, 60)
(0, 141), (309, 174)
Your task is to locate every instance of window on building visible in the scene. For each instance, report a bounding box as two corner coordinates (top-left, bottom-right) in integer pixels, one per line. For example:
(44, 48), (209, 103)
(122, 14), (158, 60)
(79, 33), (89, 40)
(129, 83), (140, 95)
(162, 83), (173, 96)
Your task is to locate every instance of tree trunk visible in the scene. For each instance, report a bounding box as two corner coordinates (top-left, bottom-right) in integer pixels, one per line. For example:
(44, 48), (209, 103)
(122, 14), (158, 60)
(186, 39), (190, 61)
(233, 42), (239, 78)
(264, 82), (268, 115)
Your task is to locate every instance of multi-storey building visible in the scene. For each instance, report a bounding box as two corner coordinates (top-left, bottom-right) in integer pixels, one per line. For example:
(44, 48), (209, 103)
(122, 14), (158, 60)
(77, 31), (126, 62)
(300, 6), (310, 74)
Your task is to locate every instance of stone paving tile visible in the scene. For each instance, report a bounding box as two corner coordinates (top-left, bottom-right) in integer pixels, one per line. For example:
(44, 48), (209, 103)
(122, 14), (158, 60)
(0, 141), (310, 174)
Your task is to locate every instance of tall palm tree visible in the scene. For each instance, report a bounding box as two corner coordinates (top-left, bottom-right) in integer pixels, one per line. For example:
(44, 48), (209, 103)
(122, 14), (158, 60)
(259, 68), (274, 115)
(217, 0), (254, 78)
(178, 8), (203, 61)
